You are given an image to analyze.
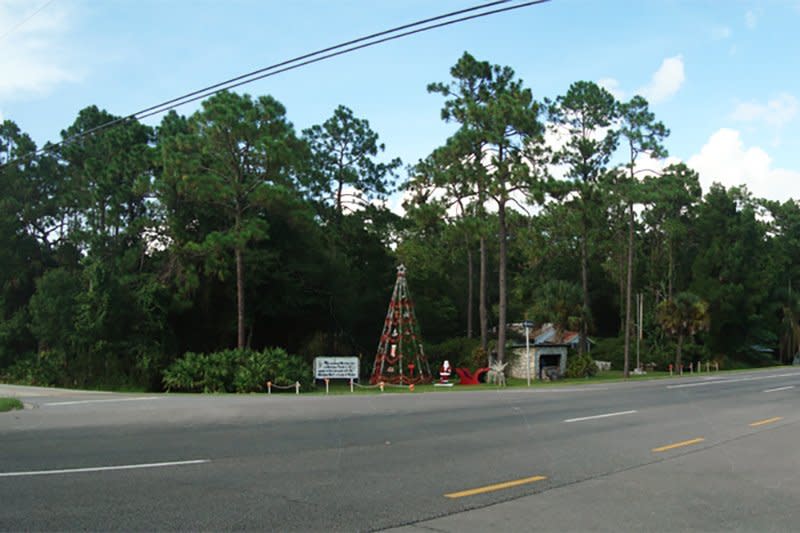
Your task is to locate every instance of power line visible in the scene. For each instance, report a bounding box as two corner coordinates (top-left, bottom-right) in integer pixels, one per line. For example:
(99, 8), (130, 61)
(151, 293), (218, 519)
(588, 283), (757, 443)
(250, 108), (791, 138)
(2, 0), (551, 168)
(0, 0), (56, 42)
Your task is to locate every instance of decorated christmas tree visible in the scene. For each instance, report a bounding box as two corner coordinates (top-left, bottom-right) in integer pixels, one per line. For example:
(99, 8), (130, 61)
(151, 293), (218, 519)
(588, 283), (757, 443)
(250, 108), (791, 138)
(370, 264), (433, 384)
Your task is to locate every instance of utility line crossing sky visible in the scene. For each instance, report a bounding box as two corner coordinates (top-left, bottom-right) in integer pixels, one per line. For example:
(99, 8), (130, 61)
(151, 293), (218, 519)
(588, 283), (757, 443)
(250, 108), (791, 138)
(1, 0), (798, 205)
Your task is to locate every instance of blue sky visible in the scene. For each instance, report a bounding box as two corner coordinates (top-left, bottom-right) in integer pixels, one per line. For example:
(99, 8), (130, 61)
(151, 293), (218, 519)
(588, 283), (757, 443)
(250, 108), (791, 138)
(1, 0), (798, 204)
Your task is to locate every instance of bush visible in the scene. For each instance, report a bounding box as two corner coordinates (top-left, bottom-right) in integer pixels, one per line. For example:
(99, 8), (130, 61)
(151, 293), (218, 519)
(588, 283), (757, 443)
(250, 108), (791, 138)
(162, 347), (312, 393)
(425, 337), (481, 371)
(566, 352), (597, 378)
(589, 337), (625, 370)
(1, 352), (63, 387)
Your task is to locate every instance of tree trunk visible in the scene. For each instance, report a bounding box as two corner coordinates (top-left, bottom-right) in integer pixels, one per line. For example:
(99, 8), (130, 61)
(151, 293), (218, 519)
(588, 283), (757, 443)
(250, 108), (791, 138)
(579, 216), (589, 356)
(466, 244), (474, 339)
(618, 236), (625, 333)
(623, 202), (634, 377)
(479, 235), (488, 352)
(336, 178), (344, 219)
(675, 333), (684, 370)
(668, 237), (674, 300)
(236, 244), (245, 350)
(497, 202), (508, 364)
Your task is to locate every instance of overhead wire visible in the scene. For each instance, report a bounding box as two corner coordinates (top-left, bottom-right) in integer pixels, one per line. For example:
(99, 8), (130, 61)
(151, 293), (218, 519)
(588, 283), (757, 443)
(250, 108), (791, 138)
(0, 0), (56, 42)
(1, 0), (551, 168)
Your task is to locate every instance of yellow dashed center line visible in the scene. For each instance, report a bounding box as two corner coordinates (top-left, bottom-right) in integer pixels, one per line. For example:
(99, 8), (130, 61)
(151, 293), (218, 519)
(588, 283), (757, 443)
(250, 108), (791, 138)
(652, 437), (705, 453)
(444, 475), (547, 498)
(749, 416), (783, 427)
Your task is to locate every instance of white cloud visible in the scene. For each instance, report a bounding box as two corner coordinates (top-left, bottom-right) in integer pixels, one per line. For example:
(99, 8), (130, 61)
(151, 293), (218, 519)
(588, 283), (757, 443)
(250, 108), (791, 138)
(745, 10), (758, 29)
(0, 1), (82, 101)
(730, 93), (798, 128)
(637, 55), (685, 104)
(597, 77), (625, 100)
(687, 128), (800, 201)
(711, 26), (732, 40)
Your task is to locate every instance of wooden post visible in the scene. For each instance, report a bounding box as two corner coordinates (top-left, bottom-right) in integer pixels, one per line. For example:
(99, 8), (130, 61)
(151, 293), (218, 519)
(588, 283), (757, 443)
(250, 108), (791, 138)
(325, 378), (330, 395)
(349, 378), (354, 393)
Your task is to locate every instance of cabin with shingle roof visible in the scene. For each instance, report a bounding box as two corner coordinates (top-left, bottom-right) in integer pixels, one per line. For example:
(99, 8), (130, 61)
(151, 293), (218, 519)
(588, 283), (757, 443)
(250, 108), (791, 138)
(505, 322), (591, 380)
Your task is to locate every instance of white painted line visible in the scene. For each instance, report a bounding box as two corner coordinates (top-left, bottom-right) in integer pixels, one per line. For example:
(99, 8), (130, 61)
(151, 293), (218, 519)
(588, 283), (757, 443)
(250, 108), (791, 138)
(0, 460), (210, 478)
(667, 380), (725, 389)
(667, 372), (800, 390)
(44, 397), (163, 407)
(763, 386), (795, 393)
(564, 410), (638, 423)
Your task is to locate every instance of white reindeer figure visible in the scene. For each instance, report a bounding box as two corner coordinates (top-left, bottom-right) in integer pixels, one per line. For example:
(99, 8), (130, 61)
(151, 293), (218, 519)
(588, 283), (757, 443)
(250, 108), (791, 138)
(486, 360), (507, 386)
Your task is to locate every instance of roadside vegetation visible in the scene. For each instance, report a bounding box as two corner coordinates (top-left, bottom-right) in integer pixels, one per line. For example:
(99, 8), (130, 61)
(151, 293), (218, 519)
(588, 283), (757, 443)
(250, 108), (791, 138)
(2, 52), (798, 393)
(0, 398), (23, 412)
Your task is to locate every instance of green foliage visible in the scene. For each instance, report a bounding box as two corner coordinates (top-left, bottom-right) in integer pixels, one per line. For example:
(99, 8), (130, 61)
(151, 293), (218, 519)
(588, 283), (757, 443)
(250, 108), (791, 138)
(527, 280), (583, 335)
(2, 57), (799, 394)
(566, 352), (597, 378)
(0, 397), (24, 412)
(425, 337), (481, 370)
(0, 352), (63, 387)
(162, 348), (312, 393)
(589, 337), (625, 370)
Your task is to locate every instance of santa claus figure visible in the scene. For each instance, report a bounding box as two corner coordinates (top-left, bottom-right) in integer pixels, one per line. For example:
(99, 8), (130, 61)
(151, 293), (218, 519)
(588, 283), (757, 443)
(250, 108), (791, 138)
(439, 360), (452, 384)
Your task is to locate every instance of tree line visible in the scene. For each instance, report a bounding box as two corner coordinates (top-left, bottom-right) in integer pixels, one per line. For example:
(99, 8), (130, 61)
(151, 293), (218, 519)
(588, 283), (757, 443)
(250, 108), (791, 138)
(2, 51), (798, 390)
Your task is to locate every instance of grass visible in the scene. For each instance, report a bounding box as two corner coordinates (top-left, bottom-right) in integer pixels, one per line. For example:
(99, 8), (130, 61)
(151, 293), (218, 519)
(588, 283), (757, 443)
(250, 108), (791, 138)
(304, 365), (790, 395)
(0, 397), (24, 412)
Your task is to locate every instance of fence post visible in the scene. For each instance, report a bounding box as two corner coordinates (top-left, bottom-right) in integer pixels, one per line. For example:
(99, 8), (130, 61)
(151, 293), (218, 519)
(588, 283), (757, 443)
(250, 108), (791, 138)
(267, 381), (272, 395)
(295, 381), (300, 395)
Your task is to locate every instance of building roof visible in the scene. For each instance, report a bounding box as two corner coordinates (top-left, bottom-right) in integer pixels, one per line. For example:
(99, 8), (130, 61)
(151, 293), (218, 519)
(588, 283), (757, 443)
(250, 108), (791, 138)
(507, 322), (584, 347)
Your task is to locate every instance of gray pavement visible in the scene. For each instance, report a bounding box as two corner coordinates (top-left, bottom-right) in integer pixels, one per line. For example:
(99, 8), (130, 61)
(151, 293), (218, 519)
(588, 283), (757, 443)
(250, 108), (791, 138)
(1, 367), (799, 531)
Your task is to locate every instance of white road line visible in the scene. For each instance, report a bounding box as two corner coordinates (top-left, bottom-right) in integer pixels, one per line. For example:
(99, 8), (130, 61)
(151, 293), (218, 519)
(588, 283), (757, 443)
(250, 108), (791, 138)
(667, 380), (726, 389)
(763, 385), (795, 393)
(667, 372), (800, 389)
(0, 460), (210, 478)
(564, 410), (638, 423)
(44, 397), (163, 407)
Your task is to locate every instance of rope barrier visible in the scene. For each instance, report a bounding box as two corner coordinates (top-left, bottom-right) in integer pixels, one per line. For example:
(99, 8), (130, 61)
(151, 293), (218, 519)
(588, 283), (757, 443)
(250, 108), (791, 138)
(266, 381), (301, 395)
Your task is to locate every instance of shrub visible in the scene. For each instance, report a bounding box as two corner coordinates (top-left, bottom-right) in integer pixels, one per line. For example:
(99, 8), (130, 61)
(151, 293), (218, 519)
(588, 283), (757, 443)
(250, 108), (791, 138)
(1, 352), (63, 387)
(425, 337), (481, 370)
(589, 337), (625, 370)
(163, 347), (312, 393)
(566, 352), (597, 378)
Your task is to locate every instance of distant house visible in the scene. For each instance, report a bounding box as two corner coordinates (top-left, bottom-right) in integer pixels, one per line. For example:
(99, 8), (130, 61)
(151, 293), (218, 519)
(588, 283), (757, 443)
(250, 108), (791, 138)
(505, 323), (591, 380)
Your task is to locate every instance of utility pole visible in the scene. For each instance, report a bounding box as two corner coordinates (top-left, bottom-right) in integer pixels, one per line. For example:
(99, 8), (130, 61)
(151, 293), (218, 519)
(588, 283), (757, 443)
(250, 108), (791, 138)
(636, 293), (642, 371)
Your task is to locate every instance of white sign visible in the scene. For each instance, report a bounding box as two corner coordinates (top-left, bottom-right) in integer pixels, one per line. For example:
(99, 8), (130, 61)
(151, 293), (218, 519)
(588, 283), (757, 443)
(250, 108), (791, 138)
(314, 357), (359, 379)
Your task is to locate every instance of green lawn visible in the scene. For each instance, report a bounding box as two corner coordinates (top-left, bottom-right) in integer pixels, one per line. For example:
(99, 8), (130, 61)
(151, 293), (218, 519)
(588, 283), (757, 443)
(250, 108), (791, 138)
(302, 365), (788, 395)
(0, 397), (23, 412)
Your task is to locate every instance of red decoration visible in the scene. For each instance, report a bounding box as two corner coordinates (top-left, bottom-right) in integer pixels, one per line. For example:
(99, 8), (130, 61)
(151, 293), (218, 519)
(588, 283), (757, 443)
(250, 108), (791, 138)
(454, 367), (490, 385)
(370, 264), (432, 385)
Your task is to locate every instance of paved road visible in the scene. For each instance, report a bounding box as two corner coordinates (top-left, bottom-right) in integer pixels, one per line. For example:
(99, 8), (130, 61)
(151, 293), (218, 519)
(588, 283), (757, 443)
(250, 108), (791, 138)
(2, 368), (799, 531)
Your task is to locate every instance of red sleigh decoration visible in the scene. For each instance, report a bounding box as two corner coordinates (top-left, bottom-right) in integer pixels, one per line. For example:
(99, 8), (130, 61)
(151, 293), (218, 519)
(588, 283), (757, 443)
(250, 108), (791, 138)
(454, 367), (489, 385)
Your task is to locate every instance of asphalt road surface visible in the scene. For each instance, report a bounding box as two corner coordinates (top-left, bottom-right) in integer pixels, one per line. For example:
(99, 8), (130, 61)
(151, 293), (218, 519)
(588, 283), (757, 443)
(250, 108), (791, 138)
(2, 367), (800, 531)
